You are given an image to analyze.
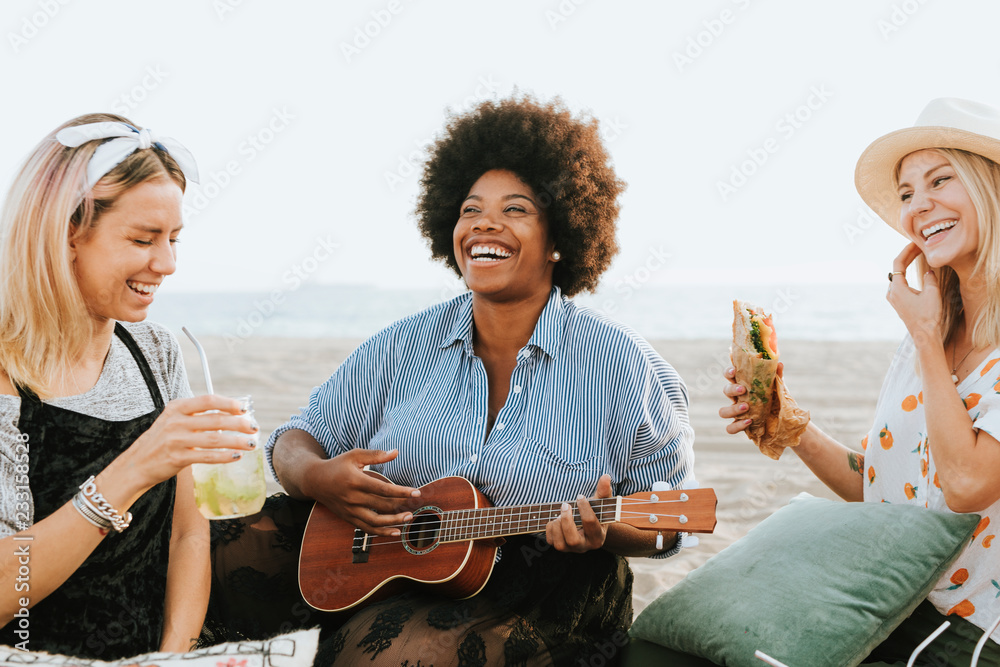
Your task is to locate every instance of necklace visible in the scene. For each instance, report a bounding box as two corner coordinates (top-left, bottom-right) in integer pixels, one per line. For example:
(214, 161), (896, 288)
(951, 342), (976, 384)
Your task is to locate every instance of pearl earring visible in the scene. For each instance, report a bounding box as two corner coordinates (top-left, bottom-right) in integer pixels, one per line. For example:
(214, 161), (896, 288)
(552, 251), (561, 261)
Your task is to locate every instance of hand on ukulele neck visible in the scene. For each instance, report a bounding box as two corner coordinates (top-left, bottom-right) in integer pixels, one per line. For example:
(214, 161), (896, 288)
(544, 474), (614, 554)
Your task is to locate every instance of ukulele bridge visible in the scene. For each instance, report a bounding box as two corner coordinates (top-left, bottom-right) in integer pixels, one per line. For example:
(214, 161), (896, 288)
(352, 528), (370, 563)
(403, 505), (444, 555)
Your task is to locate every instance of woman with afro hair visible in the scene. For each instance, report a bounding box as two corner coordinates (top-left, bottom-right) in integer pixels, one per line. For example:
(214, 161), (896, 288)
(267, 94), (696, 665)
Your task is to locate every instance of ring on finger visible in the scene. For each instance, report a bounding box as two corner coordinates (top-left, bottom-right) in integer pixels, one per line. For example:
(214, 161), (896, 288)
(888, 271), (905, 283)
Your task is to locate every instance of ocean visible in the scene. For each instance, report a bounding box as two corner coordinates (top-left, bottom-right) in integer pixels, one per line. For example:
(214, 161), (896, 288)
(148, 282), (907, 343)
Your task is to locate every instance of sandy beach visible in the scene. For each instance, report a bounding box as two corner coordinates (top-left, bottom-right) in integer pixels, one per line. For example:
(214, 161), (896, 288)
(180, 335), (900, 616)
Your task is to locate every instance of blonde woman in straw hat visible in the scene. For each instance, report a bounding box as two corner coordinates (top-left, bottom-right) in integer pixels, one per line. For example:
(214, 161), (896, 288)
(722, 98), (1000, 664)
(0, 114), (257, 657)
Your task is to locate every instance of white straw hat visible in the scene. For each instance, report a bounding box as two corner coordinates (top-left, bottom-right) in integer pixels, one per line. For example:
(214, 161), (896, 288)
(855, 97), (1000, 230)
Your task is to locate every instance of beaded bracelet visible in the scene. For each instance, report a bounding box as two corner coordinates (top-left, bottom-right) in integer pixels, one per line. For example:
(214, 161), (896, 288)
(75, 476), (132, 532)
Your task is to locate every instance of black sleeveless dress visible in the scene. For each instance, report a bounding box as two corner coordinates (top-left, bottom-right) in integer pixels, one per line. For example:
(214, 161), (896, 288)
(0, 323), (176, 659)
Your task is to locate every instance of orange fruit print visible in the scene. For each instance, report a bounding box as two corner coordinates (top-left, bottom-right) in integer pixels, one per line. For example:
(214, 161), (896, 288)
(983, 535), (995, 548)
(901, 395), (918, 411)
(879, 425), (893, 450)
(861, 435), (868, 450)
(981, 358), (999, 376)
(918, 391), (923, 403)
(974, 517), (990, 540)
(947, 600), (975, 618)
(867, 467), (876, 485)
(904, 483), (917, 499)
(950, 569), (969, 586)
(964, 393), (981, 410)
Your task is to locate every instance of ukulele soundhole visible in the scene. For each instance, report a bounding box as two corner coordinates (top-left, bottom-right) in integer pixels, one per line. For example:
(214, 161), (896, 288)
(403, 506), (443, 555)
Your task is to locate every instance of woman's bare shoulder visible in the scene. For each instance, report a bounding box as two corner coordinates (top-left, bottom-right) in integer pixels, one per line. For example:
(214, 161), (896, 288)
(0, 370), (17, 397)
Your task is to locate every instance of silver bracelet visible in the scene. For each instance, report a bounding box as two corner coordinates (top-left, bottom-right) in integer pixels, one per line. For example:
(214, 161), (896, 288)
(71, 492), (112, 531)
(77, 476), (132, 532)
(78, 492), (115, 528)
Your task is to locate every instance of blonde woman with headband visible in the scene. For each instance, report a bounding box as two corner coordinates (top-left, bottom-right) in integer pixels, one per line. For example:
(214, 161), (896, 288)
(722, 98), (1000, 664)
(0, 114), (256, 657)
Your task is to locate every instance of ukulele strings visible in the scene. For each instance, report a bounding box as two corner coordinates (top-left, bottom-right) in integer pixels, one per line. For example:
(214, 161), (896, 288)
(359, 509), (695, 550)
(353, 499), (698, 550)
(377, 498), (695, 535)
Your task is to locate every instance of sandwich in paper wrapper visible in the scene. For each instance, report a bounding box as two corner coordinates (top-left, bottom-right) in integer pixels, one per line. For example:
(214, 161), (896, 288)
(731, 300), (810, 459)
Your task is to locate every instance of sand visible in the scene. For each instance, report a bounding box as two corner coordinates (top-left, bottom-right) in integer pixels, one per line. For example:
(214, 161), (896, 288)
(179, 335), (900, 615)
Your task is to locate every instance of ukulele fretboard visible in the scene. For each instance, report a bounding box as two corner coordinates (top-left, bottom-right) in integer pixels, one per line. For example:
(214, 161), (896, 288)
(437, 497), (620, 542)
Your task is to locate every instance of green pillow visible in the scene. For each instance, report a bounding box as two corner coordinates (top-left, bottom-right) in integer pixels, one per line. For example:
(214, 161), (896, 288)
(629, 494), (980, 667)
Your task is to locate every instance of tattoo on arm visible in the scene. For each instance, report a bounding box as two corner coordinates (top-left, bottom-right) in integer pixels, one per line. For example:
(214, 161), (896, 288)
(847, 452), (864, 475)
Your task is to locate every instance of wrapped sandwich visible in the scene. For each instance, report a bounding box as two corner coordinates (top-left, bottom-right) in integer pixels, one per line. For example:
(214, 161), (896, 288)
(731, 300), (810, 459)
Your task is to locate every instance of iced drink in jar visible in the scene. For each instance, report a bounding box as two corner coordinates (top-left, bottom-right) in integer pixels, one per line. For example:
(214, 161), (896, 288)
(192, 395), (266, 519)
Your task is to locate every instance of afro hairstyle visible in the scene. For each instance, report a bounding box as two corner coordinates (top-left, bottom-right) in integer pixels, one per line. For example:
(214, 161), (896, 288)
(416, 94), (626, 297)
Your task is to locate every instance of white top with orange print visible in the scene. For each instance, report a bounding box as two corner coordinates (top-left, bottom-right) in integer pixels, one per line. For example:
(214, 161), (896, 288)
(863, 336), (1000, 643)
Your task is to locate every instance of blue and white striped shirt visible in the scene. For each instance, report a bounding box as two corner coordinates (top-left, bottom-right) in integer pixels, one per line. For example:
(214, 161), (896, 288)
(267, 286), (695, 557)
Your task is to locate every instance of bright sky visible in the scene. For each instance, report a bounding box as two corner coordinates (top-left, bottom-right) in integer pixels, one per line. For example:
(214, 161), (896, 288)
(2, 0), (998, 294)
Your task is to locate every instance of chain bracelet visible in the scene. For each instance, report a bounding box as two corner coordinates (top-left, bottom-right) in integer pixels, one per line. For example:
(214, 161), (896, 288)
(78, 493), (117, 530)
(78, 475), (132, 532)
(71, 492), (112, 530)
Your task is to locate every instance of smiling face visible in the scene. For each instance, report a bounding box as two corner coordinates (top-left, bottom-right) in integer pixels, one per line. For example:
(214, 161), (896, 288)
(897, 149), (980, 275)
(453, 169), (556, 301)
(71, 178), (183, 328)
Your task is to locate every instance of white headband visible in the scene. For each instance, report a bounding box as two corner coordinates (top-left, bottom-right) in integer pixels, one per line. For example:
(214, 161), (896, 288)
(55, 121), (200, 192)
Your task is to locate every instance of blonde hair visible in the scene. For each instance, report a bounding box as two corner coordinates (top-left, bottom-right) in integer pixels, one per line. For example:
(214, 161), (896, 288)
(896, 148), (1000, 350)
(0, 113), (186, 399)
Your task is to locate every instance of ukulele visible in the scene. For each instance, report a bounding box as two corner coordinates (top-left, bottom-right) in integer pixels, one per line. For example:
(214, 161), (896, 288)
(298, 471), (717, 612)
